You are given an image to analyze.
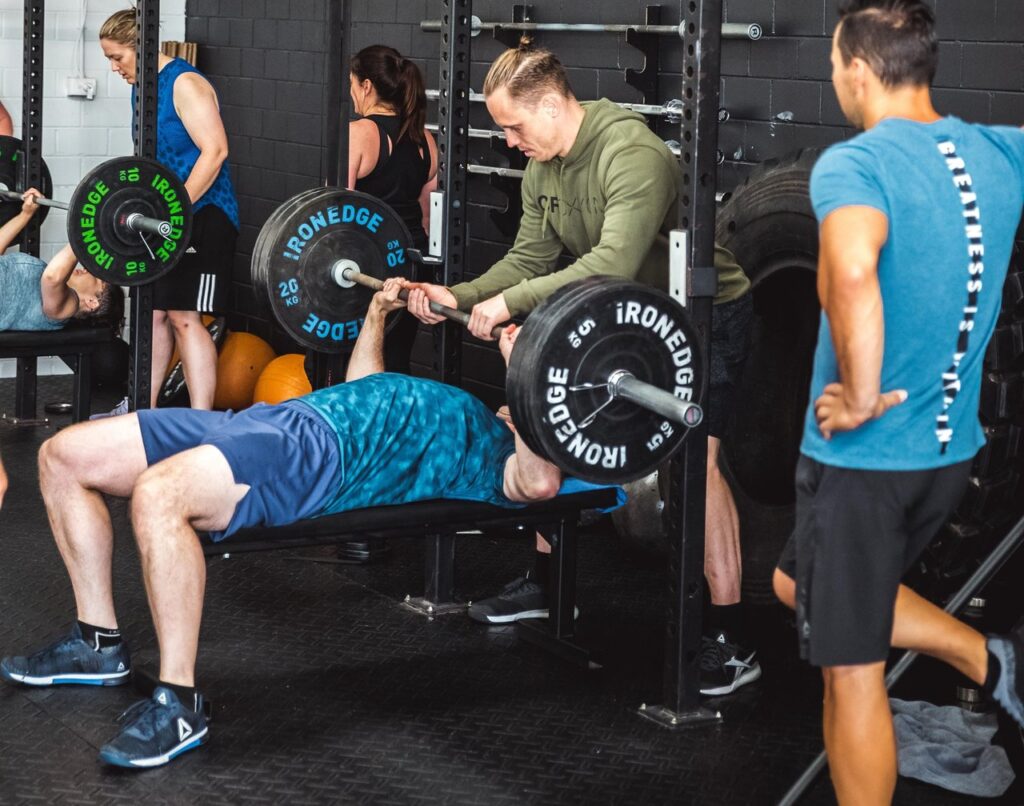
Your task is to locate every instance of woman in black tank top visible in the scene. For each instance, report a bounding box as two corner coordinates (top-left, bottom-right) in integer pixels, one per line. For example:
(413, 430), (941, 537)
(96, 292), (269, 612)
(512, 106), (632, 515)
(348, 45), (438, 373)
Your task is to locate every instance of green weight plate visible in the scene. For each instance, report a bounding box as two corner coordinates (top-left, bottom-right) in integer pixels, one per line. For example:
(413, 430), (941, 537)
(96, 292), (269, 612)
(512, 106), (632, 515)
(67, 156), (192, 286)
(0, 135), (53, 228)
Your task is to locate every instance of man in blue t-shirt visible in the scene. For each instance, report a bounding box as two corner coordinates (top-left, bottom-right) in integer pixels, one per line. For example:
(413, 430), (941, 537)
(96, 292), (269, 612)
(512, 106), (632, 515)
(772, 2), (1024, 802)
(0, 277), (572, 769)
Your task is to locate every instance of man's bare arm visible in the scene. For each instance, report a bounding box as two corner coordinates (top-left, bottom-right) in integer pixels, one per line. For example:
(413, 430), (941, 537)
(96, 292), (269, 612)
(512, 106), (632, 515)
(0, 191), (40, 253)
(815, 206), (907, 438)
(345, 278), (407, 382)
(40, 245), (81, 321)
(497, 325), (562, 502)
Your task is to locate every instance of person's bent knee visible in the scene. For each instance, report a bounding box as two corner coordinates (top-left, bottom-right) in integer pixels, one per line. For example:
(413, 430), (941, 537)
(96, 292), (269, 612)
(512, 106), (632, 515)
(773, 568), (796, 608)
(39, 431), (78, 483)
(130, 466), (177, 525)
(167, 310), (202, 330)
(822, 662), (885, 698)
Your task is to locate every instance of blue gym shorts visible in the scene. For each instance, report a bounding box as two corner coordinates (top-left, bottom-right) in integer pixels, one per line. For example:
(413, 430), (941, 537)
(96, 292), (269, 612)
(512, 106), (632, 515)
(136, 402), (344, 542)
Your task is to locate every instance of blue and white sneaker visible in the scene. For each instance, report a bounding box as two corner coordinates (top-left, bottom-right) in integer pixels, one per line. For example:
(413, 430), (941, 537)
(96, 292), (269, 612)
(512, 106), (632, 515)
(99, 686), (208, 769)
(0, 624), (131, 686)
(987, 633), (1024, 728)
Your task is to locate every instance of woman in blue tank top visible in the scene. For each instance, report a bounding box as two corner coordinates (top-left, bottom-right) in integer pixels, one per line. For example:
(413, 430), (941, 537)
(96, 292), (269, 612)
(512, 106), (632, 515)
(99, 10), (239, 412)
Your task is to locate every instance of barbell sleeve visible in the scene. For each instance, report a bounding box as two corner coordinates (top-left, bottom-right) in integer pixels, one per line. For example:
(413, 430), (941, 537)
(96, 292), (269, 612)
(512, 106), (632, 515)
(0, 189), (69, 210)
(335, 265), (506, 340)
(123, 212), (173, 239)
(607, 370), (703, 428)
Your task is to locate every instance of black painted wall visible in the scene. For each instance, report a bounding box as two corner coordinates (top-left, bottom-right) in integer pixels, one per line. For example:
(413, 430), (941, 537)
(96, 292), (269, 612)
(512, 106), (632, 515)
(186, 0), (1024, 403)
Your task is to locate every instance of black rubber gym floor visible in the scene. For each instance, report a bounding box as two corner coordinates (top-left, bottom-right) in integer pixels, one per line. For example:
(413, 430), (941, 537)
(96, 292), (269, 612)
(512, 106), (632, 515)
(1, 375), (1021, 805)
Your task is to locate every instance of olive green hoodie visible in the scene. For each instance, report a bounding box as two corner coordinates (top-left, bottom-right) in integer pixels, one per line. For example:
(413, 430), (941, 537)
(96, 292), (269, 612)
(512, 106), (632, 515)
(450, 99), (749, 316)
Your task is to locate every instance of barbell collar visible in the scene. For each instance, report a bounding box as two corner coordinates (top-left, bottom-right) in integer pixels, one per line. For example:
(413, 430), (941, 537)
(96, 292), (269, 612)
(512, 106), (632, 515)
(123, 212), (173, 239)
(0, 189), (69, 211)
(337, 264), (505, 339)
(607, 369), (703, 428)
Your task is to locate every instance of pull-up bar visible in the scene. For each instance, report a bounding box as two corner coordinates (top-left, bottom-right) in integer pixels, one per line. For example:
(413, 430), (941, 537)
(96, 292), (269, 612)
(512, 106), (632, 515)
(421, 17), (763, 41)
(424, 89), (688, 121)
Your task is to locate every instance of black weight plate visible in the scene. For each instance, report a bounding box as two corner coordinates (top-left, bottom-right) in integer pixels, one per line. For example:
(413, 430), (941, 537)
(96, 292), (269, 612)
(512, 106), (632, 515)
(509, 276), (622, 459)
(0, 135), (52, 228)
(253, 188), (415, 353)
(251, 187), (332, 305)
(67, 156), (193, 286)
(508, 278), (704, 484)
(253, 187), (327, 275)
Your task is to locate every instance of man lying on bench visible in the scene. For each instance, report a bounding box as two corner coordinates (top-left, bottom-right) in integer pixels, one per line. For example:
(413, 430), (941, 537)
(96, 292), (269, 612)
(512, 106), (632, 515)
(0, 190), (122, 331)
(0, 278), (573, 769)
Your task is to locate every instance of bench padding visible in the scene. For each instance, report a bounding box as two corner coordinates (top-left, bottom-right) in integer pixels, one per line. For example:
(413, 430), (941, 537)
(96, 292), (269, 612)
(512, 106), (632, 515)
(209, 488), (617, 554)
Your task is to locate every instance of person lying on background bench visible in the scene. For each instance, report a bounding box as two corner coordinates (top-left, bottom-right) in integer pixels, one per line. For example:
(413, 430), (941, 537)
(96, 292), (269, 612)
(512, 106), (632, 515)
(0, 190), (123, 331)
(0, 277), (615, 769)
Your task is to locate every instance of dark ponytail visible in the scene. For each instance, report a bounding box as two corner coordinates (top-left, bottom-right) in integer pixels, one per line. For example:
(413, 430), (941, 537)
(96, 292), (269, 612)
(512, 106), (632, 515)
(350, 45), (426, 146)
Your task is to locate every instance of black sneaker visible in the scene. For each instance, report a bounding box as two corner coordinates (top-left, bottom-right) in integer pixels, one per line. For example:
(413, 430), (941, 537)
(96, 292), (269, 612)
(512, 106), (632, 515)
(699, 630), (762, 696)
(99, 686), (208, 768)
(0, 624), (131, 687)
(988, 633), (1024, 727)
(468, 573), (549, 624)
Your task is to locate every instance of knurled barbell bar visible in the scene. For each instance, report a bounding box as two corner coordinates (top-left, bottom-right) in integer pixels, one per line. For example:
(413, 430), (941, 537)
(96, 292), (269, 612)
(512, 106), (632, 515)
(0, 189), (173, 240)
(0, 136), (192, 286)
(252, 187), (705, 484)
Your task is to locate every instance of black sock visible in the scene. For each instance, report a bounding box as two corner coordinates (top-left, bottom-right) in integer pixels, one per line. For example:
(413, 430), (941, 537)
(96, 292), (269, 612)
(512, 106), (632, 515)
(706, 603), (744, 641)
(158, 680), (201, 712)
(983, 645), (1001, 697)
(77, 620), (122, 651)
(533, 550), (551, 588)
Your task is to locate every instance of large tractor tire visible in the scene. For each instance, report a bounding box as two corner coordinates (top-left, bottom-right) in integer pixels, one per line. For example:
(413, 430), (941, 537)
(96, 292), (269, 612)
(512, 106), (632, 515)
(714, 148), (1024, 604)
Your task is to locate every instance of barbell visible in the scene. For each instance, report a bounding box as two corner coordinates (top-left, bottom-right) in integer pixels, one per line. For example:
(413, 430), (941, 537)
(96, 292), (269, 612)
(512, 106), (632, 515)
(252, 187), (705, 484)
(0, 135), (192, 286)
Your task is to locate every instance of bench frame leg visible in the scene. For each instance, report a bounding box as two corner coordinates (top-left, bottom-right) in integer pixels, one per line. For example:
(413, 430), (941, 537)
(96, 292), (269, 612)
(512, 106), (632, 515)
(402, 532), (465, 617)
(516, 519), (599, 669)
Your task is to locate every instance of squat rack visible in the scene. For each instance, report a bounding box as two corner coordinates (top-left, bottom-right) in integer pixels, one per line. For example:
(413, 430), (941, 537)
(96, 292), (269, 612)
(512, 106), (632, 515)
(382, 1), (725, 726)
(19, 0), (161, 412)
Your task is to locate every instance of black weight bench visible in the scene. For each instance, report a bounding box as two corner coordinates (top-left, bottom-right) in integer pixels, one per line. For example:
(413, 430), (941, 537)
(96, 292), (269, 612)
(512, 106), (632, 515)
(0, 326), (115, 423)
(204, 488), (618, 668)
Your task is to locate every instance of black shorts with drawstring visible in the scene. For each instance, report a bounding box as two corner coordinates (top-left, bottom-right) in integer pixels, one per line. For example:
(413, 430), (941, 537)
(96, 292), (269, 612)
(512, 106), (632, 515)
(776, 454), (972, 667)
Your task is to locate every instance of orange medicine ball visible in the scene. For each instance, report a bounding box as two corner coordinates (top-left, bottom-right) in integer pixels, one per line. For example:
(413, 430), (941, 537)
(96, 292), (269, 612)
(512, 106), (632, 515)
(213, 332), (277, 410)
(252, 354), (313, 406)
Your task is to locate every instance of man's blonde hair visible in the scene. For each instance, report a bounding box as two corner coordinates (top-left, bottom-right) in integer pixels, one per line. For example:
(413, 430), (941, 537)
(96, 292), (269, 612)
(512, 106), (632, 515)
(483, 39), (573, 107)
(99, 9), (136, 47)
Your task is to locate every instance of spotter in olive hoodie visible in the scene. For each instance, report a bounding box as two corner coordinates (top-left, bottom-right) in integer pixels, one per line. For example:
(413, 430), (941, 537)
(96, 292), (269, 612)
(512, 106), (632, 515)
(450, 99), (749, 317)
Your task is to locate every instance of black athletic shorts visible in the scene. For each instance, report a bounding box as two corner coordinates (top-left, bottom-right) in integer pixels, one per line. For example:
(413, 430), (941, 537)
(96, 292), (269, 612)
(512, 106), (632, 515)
(707, 293), (753, 440)
(152, 204), (237, 313)
(776, 455), (972, 667)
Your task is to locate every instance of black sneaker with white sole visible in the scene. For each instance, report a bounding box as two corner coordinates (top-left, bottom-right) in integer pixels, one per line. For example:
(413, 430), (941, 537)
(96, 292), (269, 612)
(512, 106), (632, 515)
(699, 630), (762, 696)
(468, 574), (549, 624)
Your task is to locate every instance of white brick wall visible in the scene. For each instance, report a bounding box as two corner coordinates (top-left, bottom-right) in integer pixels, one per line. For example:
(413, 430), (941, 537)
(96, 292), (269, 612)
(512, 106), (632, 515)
(0, 0), (186, 379)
